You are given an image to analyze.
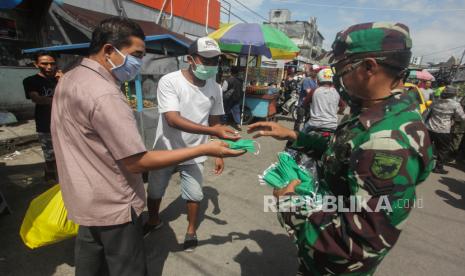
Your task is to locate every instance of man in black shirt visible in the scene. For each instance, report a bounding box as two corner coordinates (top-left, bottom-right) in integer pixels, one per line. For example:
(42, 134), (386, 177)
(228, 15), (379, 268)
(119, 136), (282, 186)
(23, 51), (61, 182)
(221, 66), (244, 130)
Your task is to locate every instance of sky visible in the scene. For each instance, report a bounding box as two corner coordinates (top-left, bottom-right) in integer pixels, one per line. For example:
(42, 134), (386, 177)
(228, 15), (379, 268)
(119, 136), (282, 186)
(219, 0), (465, 64)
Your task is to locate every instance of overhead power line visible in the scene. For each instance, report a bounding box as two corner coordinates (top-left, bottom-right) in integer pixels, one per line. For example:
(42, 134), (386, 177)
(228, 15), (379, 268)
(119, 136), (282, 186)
(220, 5), (248, 23)
(421, 44), (465, 57)
(230, 0), (268, 22)
(275, 0), (465, 12)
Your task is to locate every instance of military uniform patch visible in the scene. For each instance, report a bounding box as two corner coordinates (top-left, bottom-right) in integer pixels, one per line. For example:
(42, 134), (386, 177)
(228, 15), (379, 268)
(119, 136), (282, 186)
(370, 153), (403, 180)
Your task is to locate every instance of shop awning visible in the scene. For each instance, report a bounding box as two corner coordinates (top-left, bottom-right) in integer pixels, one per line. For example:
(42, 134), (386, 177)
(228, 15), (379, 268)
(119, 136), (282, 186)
(53, 3), (192, 45)
(22, 34), (190, 56)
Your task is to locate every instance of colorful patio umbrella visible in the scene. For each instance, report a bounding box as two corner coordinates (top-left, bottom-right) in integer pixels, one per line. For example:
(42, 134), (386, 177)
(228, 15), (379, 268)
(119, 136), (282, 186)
(409, 69), (435, 81)
(209, 23), (299, 124)
(209, 23), (300, 59)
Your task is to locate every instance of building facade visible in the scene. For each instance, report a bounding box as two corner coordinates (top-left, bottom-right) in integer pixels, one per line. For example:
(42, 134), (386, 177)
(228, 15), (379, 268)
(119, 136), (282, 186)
(266, 9), (324, 65)
(0, 0), (220, 118)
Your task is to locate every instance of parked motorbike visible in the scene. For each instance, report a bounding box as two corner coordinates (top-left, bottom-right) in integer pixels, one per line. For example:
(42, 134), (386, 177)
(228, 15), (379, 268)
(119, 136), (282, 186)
(279, 91), (298, 116)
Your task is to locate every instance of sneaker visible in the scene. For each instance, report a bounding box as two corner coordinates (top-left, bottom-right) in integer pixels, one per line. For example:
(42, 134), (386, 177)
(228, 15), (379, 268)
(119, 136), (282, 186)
(143, 221), (164, 238)
(433, 167), (449, 174)
(183, 233), (198, 252)
(231, 124), (242, 131)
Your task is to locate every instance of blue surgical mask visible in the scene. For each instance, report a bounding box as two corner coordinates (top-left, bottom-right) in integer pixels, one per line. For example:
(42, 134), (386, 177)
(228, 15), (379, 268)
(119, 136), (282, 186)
(107, 47), (143, 82)
(191, 57), (218, 80)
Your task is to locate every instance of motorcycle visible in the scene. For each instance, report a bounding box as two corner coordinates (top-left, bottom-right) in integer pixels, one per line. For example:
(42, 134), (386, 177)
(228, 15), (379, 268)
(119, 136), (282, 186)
(279, 90), (299, 116)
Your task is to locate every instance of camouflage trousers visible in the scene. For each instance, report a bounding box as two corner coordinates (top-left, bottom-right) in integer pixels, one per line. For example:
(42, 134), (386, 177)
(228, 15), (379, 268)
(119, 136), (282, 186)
(37, 132), (55, 162)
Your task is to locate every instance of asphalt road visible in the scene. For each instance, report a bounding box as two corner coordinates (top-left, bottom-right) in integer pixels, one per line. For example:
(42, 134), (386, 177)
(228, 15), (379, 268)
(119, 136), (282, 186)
(0, 120), (464, 276)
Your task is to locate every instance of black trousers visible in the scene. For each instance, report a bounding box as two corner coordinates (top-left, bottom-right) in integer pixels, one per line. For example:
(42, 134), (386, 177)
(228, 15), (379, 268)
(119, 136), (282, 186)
(0, 187), (10, 216)
(429, 131), (453, 168)
(75, 211), (146, 276)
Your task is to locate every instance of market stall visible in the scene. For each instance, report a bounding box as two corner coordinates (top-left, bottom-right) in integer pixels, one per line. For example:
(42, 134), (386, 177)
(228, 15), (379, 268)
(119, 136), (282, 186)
(209, 23), (299, 125)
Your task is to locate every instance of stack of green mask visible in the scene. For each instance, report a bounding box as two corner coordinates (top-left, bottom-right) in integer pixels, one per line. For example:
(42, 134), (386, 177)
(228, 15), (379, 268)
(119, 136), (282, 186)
(222, 139), (259, 155)
(260, 152), (315, 195)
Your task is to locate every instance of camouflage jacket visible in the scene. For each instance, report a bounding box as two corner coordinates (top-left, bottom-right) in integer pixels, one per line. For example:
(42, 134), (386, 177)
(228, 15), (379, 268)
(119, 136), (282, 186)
(288, 91), (434, 275)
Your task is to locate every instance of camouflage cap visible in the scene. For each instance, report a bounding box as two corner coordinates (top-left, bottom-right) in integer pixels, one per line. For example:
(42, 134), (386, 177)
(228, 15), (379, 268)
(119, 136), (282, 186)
(331, 22), (412, 66)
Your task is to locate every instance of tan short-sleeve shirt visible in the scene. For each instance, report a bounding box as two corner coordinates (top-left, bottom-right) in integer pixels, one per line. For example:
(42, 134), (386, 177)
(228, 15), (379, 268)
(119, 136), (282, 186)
(51, 58), (146, 226)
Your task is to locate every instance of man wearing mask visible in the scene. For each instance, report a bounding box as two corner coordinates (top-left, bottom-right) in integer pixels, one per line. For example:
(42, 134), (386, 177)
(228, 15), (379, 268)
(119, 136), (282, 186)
(51, 18), (243, 276)
(145, 37), (240, 251)
(23, 51), (62, 182)
(248, 22), (433, 275)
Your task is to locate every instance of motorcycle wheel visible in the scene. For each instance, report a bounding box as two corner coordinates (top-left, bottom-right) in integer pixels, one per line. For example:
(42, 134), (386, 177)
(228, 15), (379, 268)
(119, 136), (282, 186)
(291, 105), (298, 121)
(241, 106), (254, 125)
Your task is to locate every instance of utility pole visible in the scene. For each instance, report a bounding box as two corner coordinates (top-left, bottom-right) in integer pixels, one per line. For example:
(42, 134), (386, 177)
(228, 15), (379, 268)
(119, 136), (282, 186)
(459, 49), (465, 66)
(308, 17), (316, 64)
(451, 49), (465, 82)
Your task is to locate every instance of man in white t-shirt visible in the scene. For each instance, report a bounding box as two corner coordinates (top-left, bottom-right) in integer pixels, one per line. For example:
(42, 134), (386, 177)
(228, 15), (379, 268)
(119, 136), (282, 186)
(421, 80), (434, 102)
(146, 37), (240, 251)
(304, 68), (344, 132)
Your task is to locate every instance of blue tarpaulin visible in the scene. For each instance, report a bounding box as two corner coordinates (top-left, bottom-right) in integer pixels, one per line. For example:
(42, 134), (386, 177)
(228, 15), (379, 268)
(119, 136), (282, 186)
(22, 34), (190, 56)
(0, 0), (23, 9)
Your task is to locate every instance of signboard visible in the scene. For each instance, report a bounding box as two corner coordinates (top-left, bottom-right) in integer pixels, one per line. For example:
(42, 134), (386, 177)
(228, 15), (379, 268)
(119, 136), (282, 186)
(411, 56), (422, 66)
(134, 0), (220, 29)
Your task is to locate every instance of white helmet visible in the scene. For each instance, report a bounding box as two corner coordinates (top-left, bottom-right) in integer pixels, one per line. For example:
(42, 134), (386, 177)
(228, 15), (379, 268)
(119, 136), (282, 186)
(317, 68), (333, 83)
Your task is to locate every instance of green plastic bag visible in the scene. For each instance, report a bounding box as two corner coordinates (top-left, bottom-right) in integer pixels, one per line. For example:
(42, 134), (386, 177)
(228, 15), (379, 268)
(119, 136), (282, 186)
(222, 139), (259, 154)
(261, 152), (315, 195)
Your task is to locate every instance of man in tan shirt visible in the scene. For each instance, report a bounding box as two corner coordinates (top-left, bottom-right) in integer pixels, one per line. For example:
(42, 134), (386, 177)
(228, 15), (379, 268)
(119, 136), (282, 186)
(51, 17), (243, 276)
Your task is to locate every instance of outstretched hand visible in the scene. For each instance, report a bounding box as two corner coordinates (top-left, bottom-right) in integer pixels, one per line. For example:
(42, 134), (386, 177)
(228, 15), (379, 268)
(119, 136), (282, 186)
(247, 121), (297, 141)
(203, 140), (246, 158)
(212, 125), (241, 141)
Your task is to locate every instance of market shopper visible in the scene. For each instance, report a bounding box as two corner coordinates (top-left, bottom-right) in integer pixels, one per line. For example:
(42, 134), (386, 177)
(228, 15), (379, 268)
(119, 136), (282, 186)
(421, 80), (434, 102)
(293, 67), (318, 131)
(221, 66), (244, 130)
(426, 86), (465, 174)
(23, 51), (62, 182)
(248, 22), (433, 275)
(302, 68), (344, 133)
(51, 18), (243, 276)
(282, 73), (297, 102)
(146, 37), (240, 251)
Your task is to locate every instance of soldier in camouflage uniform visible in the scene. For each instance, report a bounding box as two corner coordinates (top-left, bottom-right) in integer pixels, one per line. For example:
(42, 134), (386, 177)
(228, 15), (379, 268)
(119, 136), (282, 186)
(248, 22), (434, 275)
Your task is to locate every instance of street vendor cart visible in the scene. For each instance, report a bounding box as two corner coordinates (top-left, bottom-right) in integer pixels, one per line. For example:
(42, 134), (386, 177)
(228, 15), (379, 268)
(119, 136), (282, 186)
(209, 23), (300, 125)
(243, 85), (279, 124)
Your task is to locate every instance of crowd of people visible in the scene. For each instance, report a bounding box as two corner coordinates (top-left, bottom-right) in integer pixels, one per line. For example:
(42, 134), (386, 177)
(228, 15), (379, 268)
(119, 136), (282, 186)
(13, 15), (464, 276)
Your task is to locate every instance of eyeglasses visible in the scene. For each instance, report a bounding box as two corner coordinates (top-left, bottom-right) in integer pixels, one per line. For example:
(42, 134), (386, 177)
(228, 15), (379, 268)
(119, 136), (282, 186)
(330, 60), (364, 78)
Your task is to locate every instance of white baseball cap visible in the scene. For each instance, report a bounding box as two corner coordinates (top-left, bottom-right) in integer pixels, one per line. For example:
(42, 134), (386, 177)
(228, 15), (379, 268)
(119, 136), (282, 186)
(188, 37), (222, 58)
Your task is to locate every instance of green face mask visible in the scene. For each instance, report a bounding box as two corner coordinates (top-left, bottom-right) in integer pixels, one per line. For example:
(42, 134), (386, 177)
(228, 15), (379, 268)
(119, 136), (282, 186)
(222, 139), (259, 155)
(192, 62), (218, 80)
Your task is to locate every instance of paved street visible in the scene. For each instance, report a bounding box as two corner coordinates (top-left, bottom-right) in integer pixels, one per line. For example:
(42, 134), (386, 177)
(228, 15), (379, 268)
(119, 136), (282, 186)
(1, 120), (464, 276)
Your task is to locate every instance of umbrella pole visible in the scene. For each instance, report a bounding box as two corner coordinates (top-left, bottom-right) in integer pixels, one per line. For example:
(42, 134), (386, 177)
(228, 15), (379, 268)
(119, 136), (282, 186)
(241, 44), (252, 126)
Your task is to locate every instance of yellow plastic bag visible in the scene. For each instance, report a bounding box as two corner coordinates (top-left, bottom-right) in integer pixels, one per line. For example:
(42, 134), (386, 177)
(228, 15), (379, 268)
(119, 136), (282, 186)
(20, 184), (79, 249)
